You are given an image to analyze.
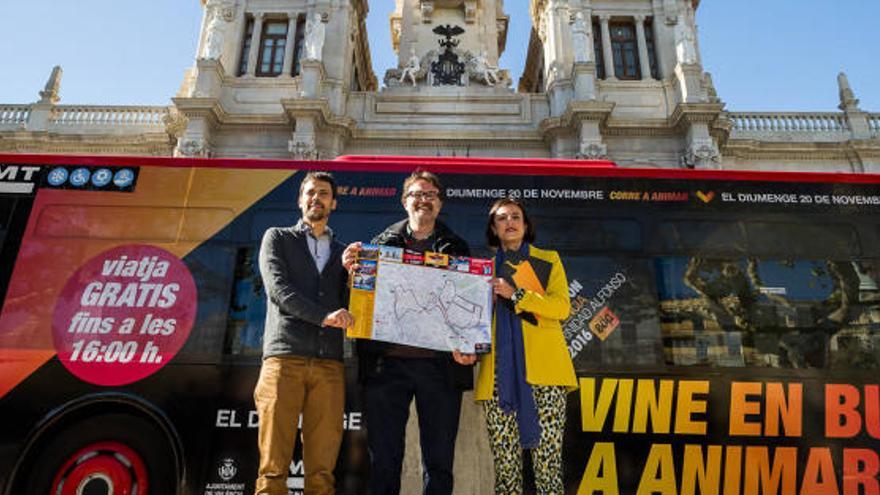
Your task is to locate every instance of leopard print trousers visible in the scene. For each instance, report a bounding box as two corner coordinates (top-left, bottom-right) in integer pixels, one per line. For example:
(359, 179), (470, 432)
(483, 385), (567, 495)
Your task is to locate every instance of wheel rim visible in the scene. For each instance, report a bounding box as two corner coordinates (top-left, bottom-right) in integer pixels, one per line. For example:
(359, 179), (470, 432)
(50, 441), (149, 495)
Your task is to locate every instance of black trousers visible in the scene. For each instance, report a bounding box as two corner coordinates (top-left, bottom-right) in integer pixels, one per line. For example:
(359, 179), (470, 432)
(363, 356), (463, 495)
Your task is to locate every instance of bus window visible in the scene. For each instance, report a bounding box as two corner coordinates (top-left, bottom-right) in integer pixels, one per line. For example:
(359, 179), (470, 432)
(225, 246), (265, 357)
(745, 222), (860, 258)
(563, 256), (664, 370)
(652, 220), (860, 259)
(655, 256), (880, 369)
(537, 217), (642, 253)
(653, 221), (747, 255)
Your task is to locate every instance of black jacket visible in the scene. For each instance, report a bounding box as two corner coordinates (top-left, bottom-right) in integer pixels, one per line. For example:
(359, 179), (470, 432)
(358, 219), (474, 390)
(259, 222), (348, 361)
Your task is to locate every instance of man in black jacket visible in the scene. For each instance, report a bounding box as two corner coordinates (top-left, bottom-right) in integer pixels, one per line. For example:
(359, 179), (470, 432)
(254, 171), (354, 495)
(343, 170), (476, 495)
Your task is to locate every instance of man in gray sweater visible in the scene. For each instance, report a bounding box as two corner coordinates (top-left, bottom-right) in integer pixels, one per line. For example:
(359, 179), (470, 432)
(254, 171), (354, 495)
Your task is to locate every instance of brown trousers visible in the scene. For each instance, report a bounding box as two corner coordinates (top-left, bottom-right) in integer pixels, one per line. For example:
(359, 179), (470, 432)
(254, 356), (345, 495)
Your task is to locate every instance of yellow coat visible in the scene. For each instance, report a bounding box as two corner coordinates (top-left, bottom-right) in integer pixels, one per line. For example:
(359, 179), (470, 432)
(474, 245), (578, 401)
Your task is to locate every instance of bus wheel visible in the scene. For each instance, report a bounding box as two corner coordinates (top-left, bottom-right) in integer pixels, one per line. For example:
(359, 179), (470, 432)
(22, 413), (176, 495)
(50, 441), (146, 495)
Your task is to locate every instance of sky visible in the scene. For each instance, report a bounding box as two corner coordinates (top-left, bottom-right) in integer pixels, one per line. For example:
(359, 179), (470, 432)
(0, 1), (877, 112)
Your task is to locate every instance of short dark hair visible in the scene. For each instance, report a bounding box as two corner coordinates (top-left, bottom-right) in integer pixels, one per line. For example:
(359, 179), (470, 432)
(485, 198), (537, 248)
(401, 170), (443, 201)
(299, 171), (337, 199)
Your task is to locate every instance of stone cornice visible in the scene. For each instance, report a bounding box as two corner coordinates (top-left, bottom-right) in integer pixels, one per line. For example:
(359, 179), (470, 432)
(564, 100), (616, 124)
(670, 102), (725, 128)
(850, 139), (880, 155)
(171, 96), (226, 128)
(172, 97), (320, 127)
(346, 137), (547, 151)
(603, 122), (680, 137)
(349, 129), (544, 144)
(0, 131), (173, 156)
(217, 114), (289, 126)
(362, 92), (534, 126)
(369, 93), (525, 104)
(722, 139), (866, 161)
(281, 98), (357, 137)
(539, 100), (616, 136)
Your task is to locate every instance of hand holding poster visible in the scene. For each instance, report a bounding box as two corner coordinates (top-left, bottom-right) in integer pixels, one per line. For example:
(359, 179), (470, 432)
(347, 244), (493, 353)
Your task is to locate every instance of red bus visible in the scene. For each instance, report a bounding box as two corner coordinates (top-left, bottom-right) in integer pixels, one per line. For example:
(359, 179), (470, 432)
(0, 154), (878, 494)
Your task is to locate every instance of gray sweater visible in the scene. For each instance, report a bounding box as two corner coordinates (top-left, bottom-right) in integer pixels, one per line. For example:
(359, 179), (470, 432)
(258, 222), (348, 361)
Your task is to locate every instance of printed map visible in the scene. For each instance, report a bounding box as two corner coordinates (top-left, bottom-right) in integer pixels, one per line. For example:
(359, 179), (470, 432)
(347, 245), (493, 353)
(373, 262), (491, 352)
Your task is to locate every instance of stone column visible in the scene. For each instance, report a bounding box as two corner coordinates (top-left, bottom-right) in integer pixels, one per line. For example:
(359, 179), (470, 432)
(281, 14), (298, 76)
(246, 13), (264, 76)
(171, 105), (215, 158)
(682, 122), (720, 169)
(192, 58), (225, 98)
(681, 120), (720, 169)
(573, 62), (598, 100)
(289, 115), (318, 159)
(635, 15), (652, 80)
(550, 0), (567, 75)
(578, 121), (608, 159)
(599, 15), (615, 80)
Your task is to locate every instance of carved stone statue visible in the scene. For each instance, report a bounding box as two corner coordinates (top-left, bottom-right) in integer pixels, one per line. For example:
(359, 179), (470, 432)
(682, 142), (720, 169)
(571, 12), (592, 63)
(421, 1), (434, 23)
(39, 65), (63, 104)
(202, 10), (226, 60)
(176, 137), (211, 158)
(400, 48), (422, 86)
(304, 13), (326, 61)
(577, 142), (607, 160)
(289, 140), (318, 160)
(674, 20), (698, 65)
(838, 72), (860, 110)
(470, 50), (500, 86)
(205, 0), (237, 21)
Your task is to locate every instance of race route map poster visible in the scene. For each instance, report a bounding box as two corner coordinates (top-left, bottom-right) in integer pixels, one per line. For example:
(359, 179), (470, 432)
(347, 244), (494, 353)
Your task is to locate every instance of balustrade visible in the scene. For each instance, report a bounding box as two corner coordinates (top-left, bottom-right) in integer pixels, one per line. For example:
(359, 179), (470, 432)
(729, 112), (849, 133)
(868, 114), (880, 135)
(51, 106), (169, 126)
(0, 105), (30, 125)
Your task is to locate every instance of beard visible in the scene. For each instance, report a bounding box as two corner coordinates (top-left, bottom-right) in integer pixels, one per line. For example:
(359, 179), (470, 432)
(413, 204), (434, 216)
(305, 205), (328, 221)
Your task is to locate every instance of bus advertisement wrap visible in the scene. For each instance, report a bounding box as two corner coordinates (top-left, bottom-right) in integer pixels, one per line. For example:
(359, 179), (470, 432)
(52, 244), (197, 385)
(566, 375), (879, 495)
(0, 154), (878, 494)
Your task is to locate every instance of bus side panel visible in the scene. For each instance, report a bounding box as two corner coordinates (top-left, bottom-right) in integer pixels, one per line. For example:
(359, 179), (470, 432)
(0, 163), (296, 493)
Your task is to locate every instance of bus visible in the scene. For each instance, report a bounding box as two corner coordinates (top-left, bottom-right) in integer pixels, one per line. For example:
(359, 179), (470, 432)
(0, 153), (878, 495)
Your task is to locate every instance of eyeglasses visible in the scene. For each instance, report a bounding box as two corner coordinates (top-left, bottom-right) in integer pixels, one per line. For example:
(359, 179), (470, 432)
(406, 191), (440, 201)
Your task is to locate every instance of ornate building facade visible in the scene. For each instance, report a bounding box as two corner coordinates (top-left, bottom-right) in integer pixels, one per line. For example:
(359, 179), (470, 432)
(0, 0), (877, 172)
(2, 1), (879, 491)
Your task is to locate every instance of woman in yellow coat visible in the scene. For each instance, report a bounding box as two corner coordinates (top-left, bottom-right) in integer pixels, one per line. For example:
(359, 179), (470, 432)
(476, 198), (577, 495)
